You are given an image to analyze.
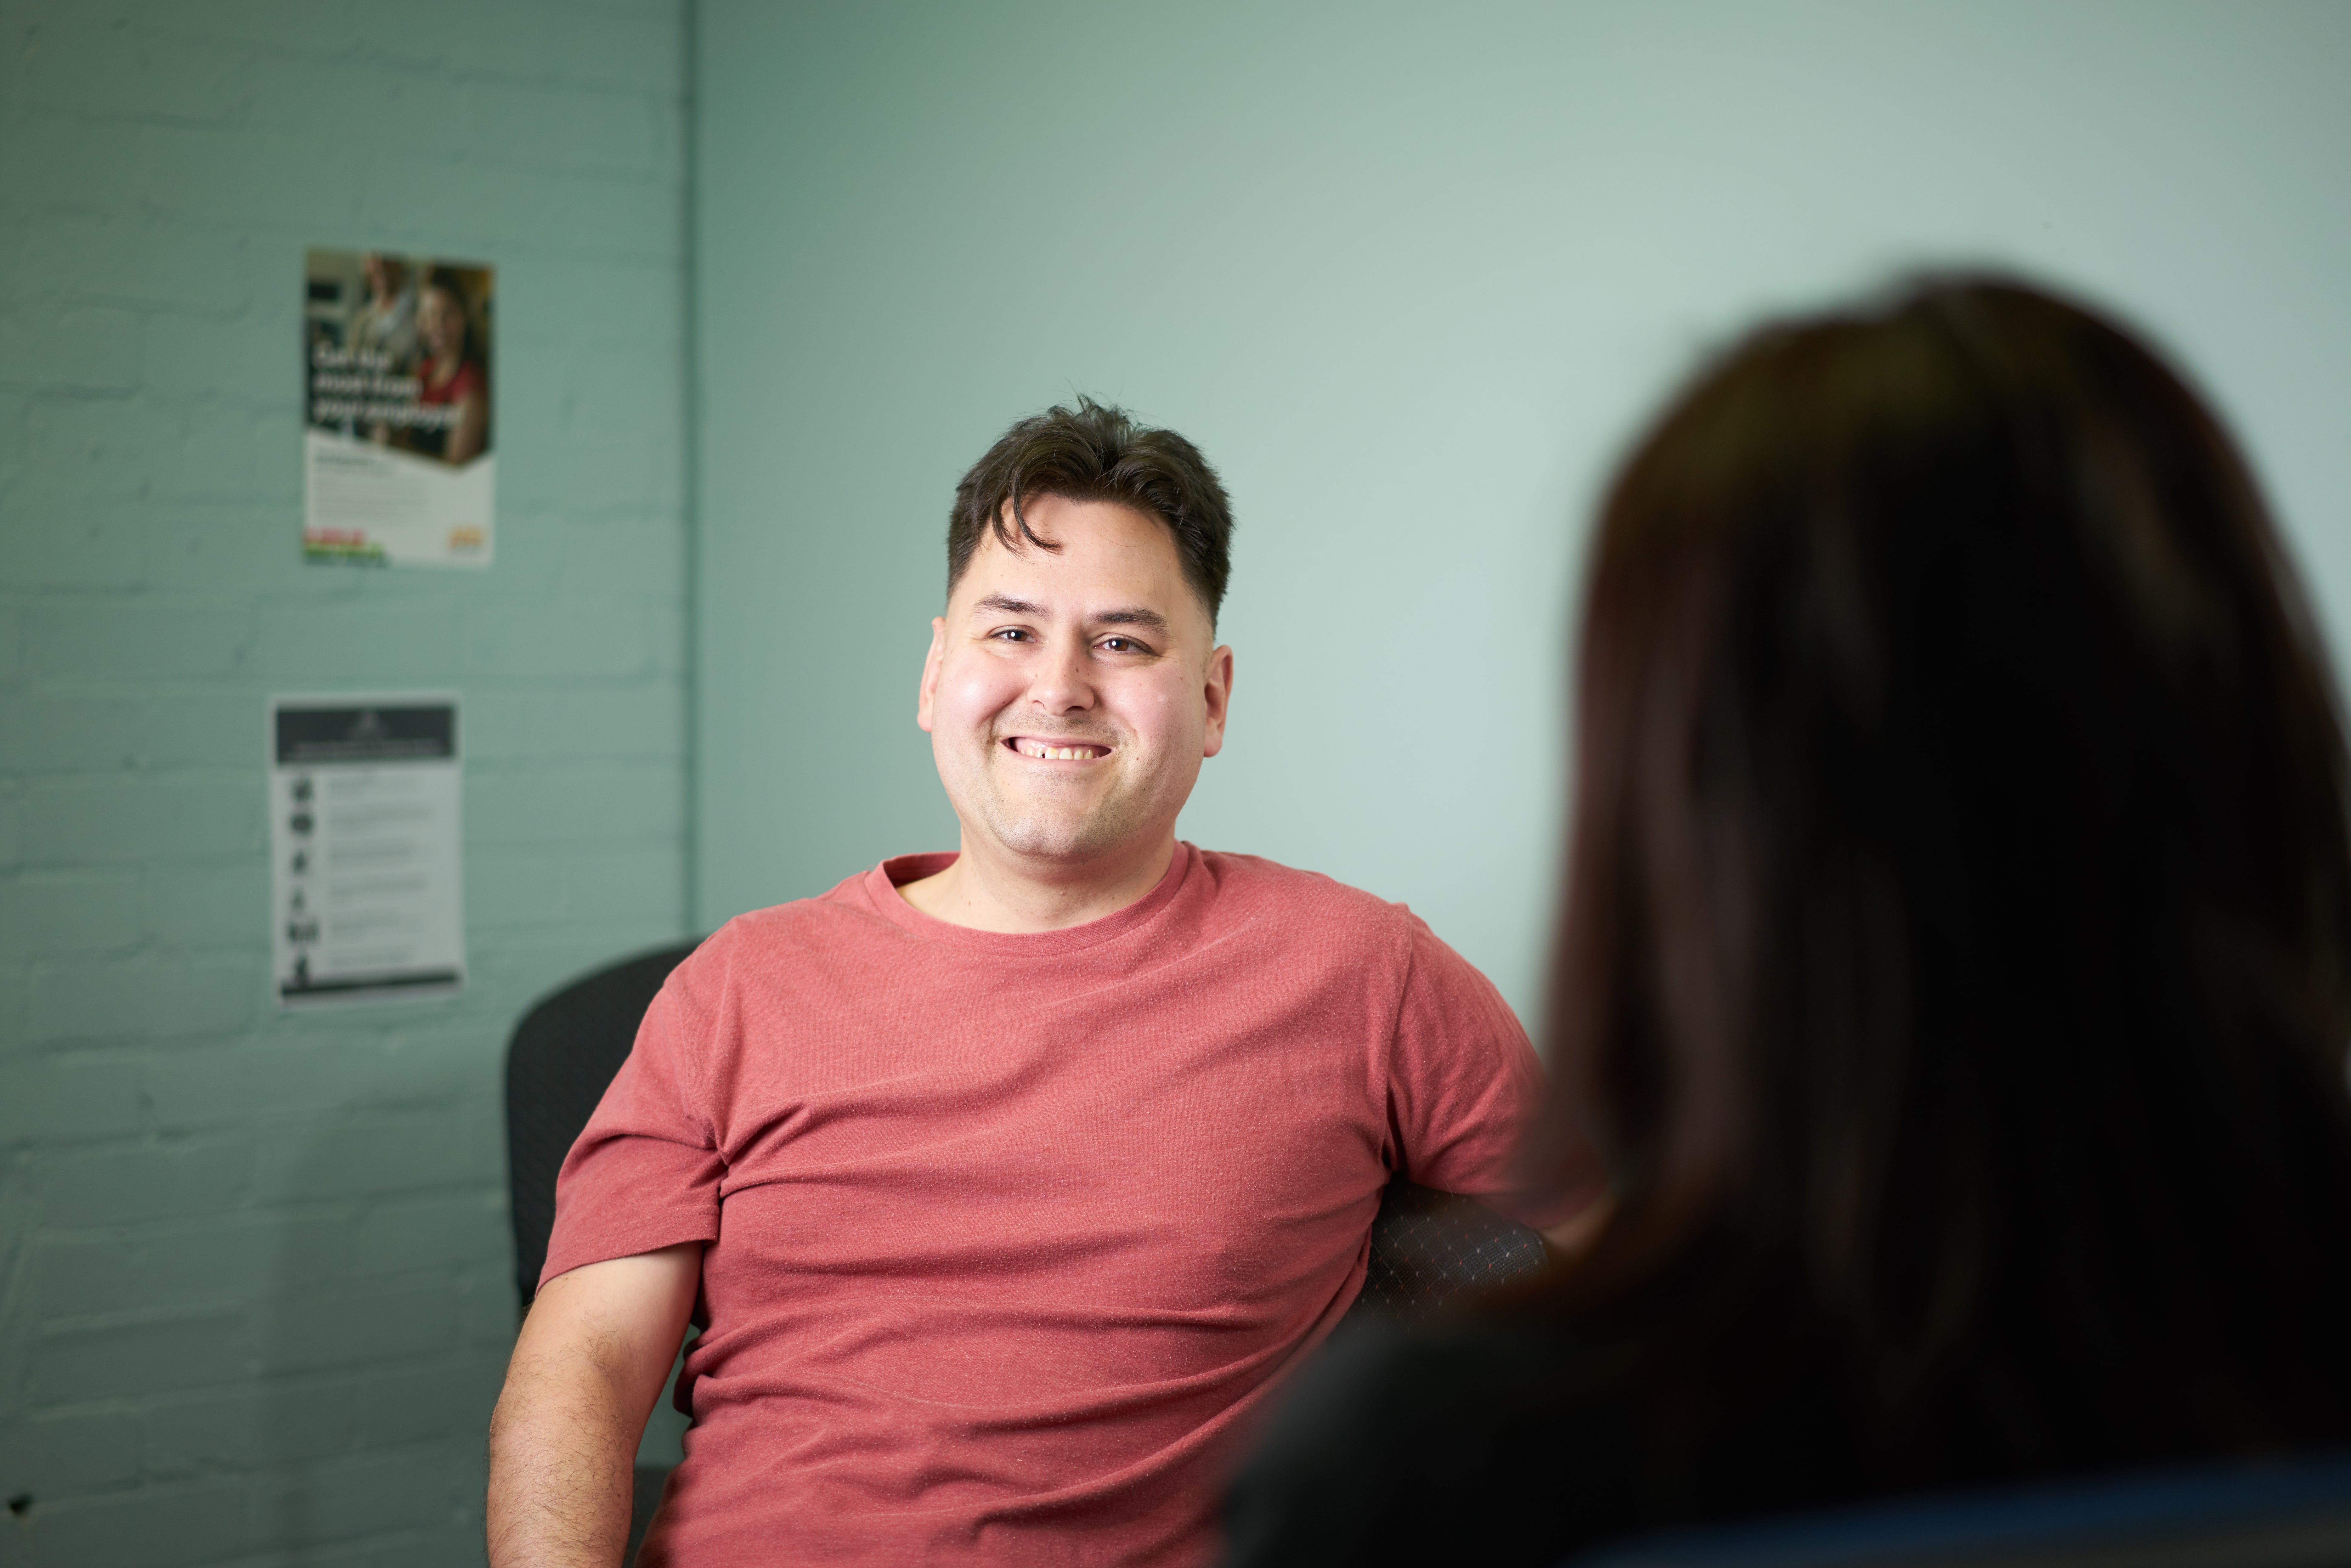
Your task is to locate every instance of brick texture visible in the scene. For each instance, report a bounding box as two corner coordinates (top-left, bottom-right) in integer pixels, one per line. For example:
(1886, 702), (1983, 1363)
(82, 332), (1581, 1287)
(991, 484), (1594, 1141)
(0, 2), (691, 1562)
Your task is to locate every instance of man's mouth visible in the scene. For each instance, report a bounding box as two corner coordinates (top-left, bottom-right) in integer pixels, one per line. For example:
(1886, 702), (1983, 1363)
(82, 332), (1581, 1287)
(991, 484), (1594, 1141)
(1003, 737), (1112, 762)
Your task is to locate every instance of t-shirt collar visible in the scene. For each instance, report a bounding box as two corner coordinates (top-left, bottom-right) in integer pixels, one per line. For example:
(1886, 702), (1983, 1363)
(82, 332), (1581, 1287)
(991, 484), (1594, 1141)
(861, 842), (1197, 955)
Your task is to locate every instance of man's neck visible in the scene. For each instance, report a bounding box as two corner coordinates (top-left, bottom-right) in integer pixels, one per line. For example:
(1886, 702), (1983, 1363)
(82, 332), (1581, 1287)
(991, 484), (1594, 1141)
(896, 834), (1178, 934)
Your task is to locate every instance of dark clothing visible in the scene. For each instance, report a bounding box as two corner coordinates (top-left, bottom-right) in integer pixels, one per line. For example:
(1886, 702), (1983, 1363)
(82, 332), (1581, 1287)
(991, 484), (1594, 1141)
(1226, 1318), (1655, 1568)
(1224, 1259), (2351, 1568)
(1224, 1309), (1912, 1568)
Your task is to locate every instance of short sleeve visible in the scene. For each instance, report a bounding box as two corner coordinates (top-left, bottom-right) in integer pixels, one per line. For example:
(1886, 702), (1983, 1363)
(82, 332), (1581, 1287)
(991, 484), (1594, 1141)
(538, 941), (729, 1291)
(1385, 915), (1605, 1230)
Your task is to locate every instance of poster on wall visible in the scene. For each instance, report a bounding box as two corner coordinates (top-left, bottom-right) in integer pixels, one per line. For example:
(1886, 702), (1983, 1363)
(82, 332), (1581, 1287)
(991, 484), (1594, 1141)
(269, 693), (466, 1007)
(302, 248), (495, 567)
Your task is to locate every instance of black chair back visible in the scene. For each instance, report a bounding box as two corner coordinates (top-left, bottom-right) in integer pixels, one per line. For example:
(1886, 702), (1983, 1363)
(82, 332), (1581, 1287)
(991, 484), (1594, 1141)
(1354, 1177), (1548, 1320)
(505, 939), (703, 1312)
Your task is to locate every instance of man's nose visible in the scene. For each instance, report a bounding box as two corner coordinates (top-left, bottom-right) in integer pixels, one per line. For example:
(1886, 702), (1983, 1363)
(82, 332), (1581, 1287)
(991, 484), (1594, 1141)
(1028, 639), (1097, 713)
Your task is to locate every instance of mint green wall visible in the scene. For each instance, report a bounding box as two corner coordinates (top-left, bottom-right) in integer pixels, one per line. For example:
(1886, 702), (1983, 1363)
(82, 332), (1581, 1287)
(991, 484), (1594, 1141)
(693, 1), (2351, 1027)
(5, 3), (2349, 1560)
(0, 2), (689, 1561)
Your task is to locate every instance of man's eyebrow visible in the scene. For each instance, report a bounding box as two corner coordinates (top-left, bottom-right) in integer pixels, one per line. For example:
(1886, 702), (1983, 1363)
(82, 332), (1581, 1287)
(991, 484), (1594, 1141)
(967, 596), (1171, 633)
(971, 594), (1045, 618)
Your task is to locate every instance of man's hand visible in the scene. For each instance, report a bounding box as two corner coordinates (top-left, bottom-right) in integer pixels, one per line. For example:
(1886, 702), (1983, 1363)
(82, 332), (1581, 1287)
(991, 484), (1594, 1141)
(487, 1244), (703, 1568)
(1541, 1194), (1614, 1261)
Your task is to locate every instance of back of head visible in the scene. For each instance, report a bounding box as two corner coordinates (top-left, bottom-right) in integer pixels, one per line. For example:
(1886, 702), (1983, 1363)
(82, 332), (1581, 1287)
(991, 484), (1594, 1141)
(1529, 277), (2351, 1477)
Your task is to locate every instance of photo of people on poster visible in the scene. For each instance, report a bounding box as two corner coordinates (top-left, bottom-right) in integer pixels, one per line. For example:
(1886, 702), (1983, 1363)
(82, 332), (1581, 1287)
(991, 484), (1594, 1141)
(301, 247), (495, 567)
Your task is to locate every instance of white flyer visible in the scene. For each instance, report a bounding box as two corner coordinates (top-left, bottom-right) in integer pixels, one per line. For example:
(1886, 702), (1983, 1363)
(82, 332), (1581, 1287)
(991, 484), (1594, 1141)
(269, 693), (466, 1007)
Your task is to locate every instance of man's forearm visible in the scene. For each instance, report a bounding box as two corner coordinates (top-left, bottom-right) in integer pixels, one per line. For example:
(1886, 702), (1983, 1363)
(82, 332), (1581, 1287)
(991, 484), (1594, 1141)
(485, 1247), (702, 1568)
(486, 1345), (642, 1568)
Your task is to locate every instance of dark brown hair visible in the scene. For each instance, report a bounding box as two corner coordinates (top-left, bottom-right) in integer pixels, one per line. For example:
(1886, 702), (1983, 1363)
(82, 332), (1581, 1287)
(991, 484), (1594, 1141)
(421, 266), (483, 367)
(1523, 277), (2351, 1475)
(948, 397), (1235, 624)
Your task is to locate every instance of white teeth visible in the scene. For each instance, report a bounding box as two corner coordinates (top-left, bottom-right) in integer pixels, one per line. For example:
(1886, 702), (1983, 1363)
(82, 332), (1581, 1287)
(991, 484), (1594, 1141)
(1015, 742), (1101, 760)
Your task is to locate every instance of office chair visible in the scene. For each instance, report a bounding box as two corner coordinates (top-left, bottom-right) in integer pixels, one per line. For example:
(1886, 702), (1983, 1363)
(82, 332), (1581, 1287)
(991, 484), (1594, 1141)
(505, 938), (703, 1564)
(1352, 1176), (1548, 1319)
(505, 939), (705, 1313)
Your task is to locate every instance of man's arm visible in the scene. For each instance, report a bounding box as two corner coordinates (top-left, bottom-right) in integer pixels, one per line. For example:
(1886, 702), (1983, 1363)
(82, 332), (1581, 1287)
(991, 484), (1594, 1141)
(487, 1244), (702, 1568)
(1541, 1193), (1613, 1260)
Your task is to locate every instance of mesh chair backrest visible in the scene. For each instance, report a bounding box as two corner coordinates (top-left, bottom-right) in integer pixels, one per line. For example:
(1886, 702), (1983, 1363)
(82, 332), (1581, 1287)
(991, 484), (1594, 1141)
(504, 940), (702, 1313)
(1349, 1178), (1548, 1324)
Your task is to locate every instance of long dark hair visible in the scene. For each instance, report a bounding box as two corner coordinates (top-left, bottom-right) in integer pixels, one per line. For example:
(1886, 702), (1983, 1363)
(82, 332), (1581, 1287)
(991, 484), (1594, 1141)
(422, 265), (486, 372)
(1520, 277), (2351, 1481)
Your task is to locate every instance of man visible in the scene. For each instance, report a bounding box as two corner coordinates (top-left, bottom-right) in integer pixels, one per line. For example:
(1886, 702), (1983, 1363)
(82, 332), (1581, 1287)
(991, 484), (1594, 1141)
(487, 400), (1599, 1566)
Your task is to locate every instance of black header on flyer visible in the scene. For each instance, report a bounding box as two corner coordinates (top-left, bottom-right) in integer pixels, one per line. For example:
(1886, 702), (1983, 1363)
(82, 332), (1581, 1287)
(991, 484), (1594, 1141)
(280, 968), (462, 1000)
(275, 703), (457, 764)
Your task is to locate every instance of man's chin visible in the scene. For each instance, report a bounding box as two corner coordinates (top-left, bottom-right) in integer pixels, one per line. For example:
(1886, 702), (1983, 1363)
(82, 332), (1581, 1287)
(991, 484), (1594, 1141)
(989, 826), (1118, 865)
(979, 809), (1144, 868)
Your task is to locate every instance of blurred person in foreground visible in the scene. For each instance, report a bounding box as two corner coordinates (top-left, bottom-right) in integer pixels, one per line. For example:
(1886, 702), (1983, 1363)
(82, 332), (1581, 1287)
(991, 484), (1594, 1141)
(1225, 277), (2351, 1567)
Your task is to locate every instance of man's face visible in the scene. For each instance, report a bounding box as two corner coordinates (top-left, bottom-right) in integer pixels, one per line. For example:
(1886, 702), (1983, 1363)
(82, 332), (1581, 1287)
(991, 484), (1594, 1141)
(918, 495), (1232, 872)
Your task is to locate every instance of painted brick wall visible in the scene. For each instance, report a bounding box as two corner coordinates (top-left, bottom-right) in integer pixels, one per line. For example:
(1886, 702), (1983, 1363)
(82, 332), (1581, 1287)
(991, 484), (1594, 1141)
(0, 2), (690, 1562)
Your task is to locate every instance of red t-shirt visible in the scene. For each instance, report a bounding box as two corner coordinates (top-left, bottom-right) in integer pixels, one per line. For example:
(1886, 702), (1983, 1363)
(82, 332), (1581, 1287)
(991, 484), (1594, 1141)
(544, 845), (1584, 1566)
(418, 357), (483, 404)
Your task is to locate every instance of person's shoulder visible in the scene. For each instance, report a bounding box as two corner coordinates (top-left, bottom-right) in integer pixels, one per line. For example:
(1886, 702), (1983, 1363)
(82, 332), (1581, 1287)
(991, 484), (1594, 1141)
(682, 864), (904, 962)
(648, 879), (904, 1050)
(1189, 850), (1503, 996)
(1191, 847), (1412, 933)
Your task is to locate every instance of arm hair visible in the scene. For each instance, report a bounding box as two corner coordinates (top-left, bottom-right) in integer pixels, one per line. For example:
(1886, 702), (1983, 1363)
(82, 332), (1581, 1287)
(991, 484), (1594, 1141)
(487, 1244), (702, 1568)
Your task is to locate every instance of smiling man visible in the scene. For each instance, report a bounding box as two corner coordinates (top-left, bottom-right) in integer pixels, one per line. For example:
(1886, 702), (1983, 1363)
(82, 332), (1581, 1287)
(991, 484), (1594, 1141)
(903, 485), (1232, 933)
(487, 400), (1598, 1568)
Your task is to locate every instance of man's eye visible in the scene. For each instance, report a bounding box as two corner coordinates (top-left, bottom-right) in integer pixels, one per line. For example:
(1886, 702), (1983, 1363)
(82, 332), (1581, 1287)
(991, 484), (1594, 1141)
(991, 628), (1029, 642)
(1101, 636), (1145, 653)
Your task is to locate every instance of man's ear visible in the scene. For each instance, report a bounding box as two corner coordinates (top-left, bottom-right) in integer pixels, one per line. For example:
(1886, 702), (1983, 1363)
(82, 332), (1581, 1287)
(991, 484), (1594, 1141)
(1201, 644), (1234, 759)
(916, 617), (946, 733)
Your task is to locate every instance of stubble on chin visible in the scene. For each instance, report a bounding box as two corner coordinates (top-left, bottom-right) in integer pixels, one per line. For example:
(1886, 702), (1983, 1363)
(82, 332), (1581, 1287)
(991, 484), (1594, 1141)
(960, 747), (1150, 866)
(972, 787), (1144, 865)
